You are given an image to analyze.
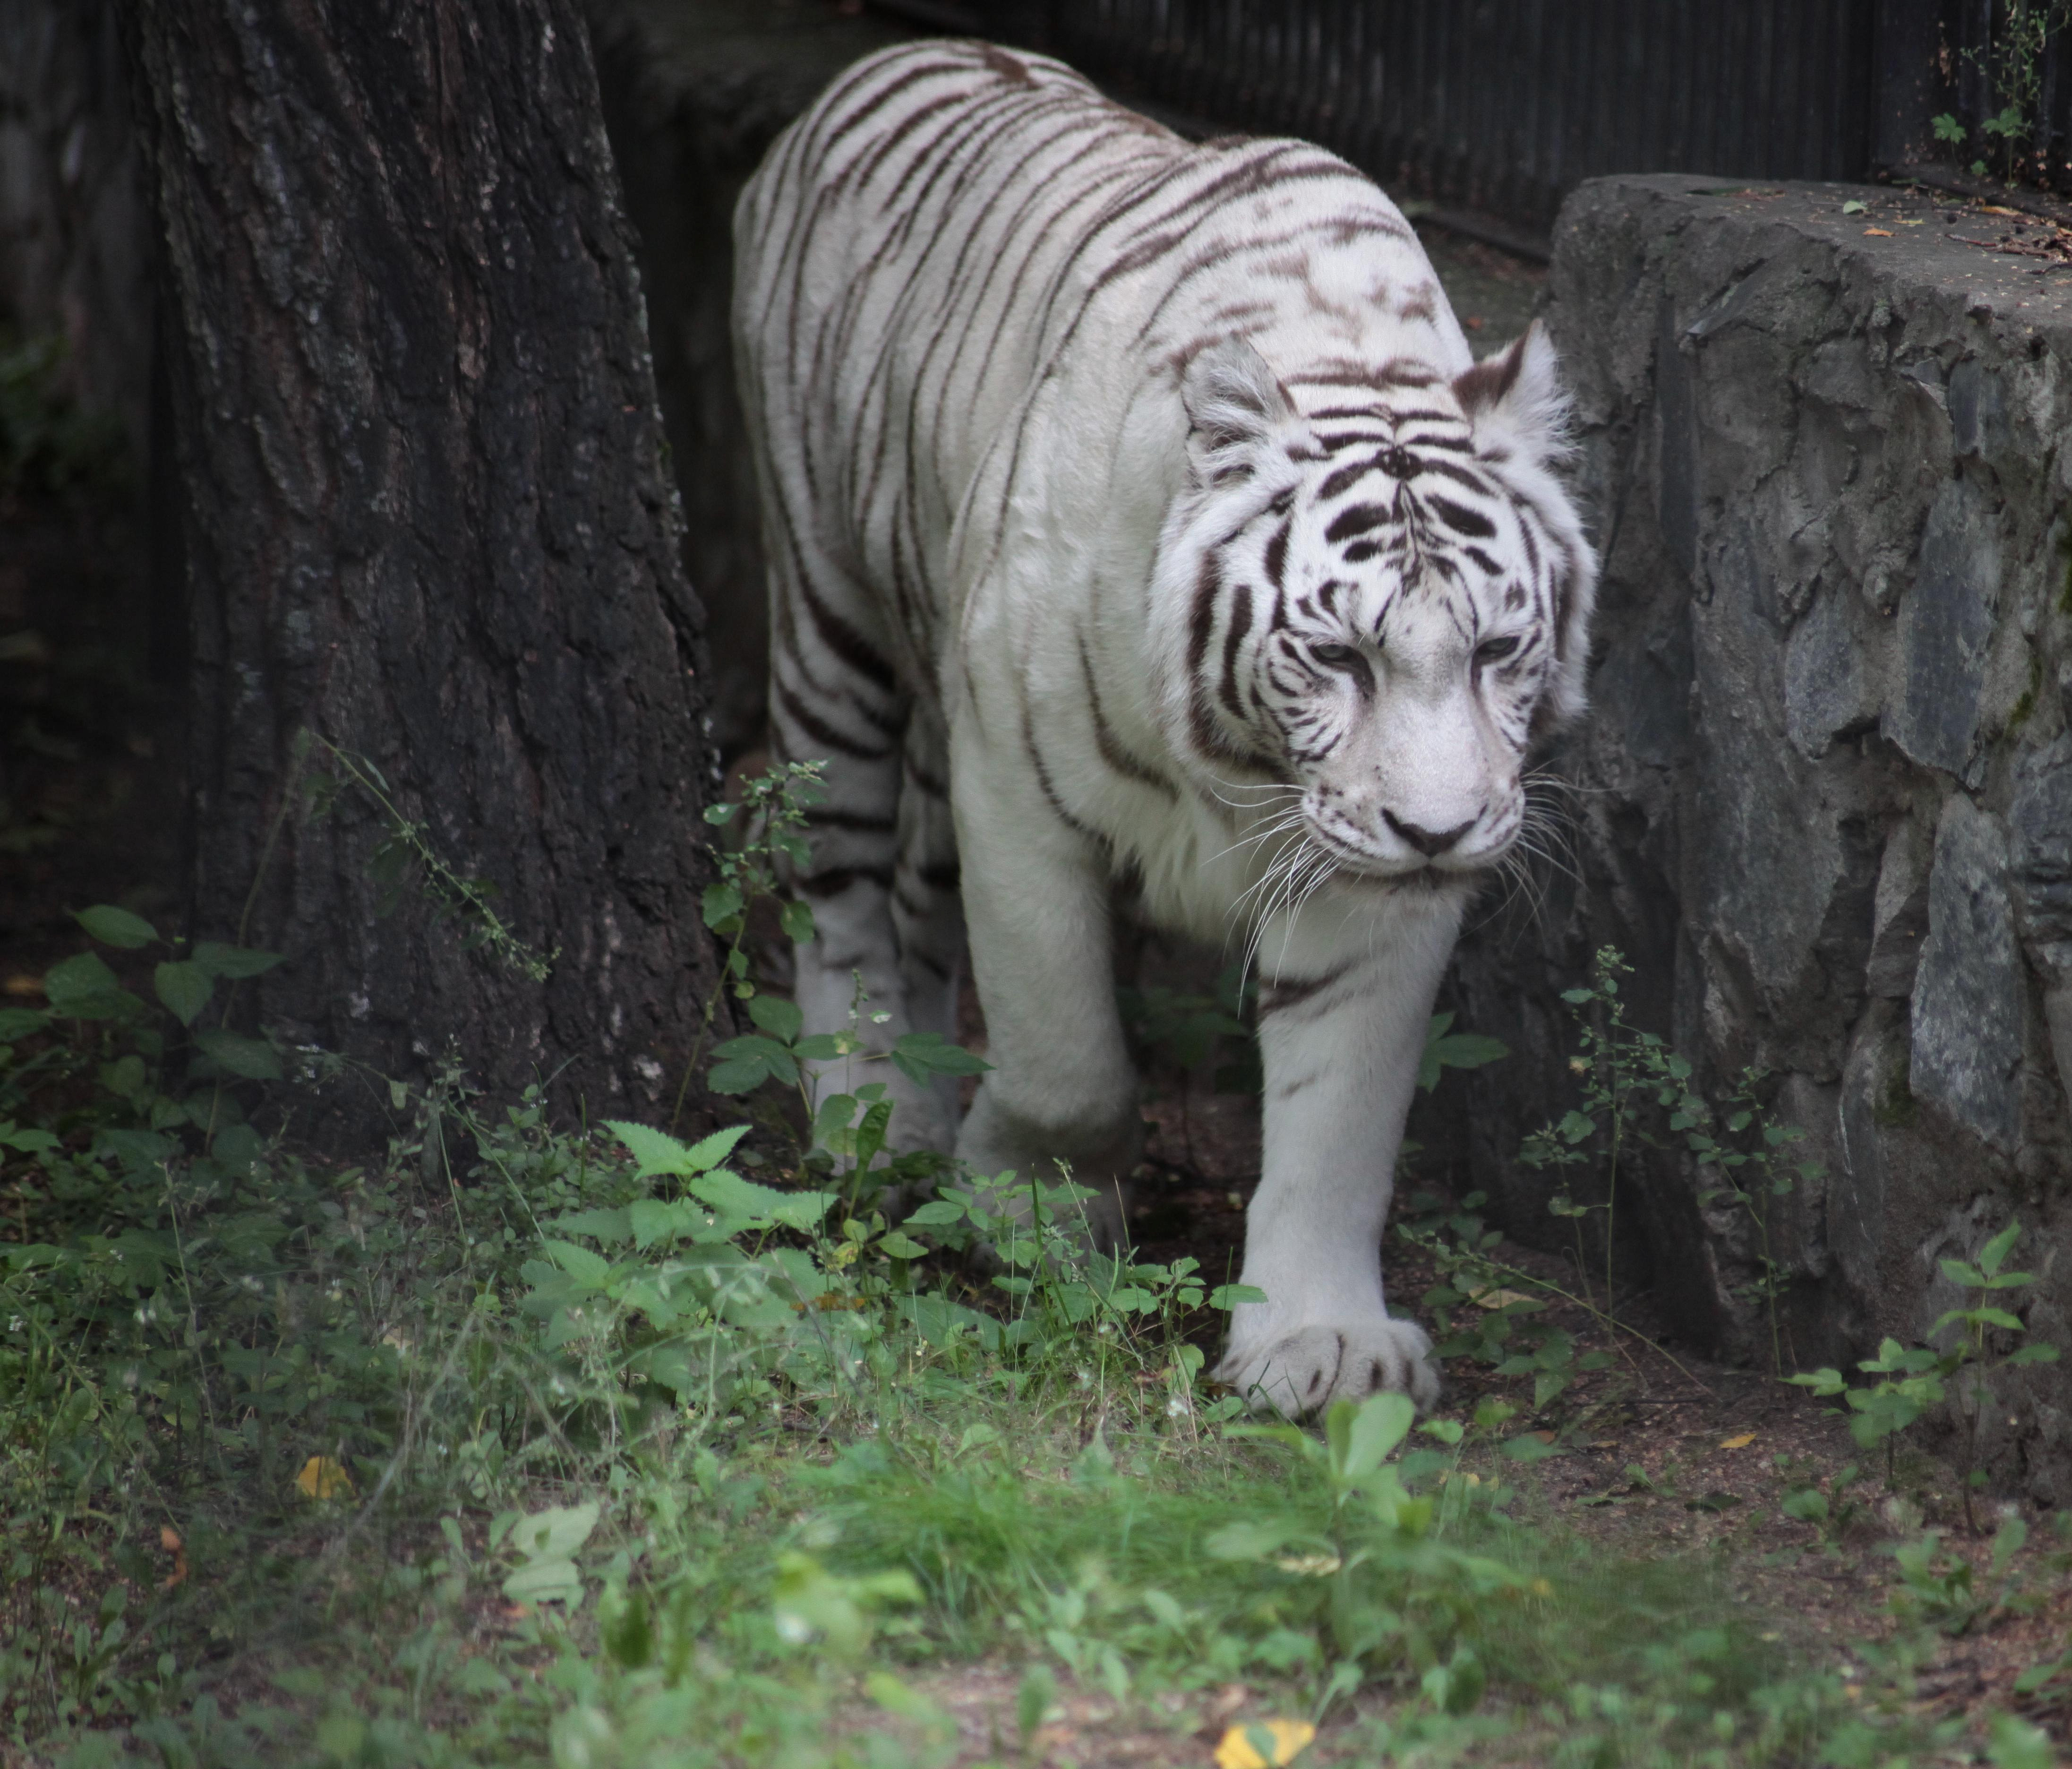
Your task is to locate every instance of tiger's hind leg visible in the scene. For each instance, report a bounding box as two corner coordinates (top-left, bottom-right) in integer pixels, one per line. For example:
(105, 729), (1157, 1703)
(888, 702), (966, 1150)
(766, 549), (911, 1083)
(766, 545), (961, 1156)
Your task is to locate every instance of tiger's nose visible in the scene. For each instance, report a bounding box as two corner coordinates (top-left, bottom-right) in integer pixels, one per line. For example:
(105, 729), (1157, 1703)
(1383, 809), (1474, 857)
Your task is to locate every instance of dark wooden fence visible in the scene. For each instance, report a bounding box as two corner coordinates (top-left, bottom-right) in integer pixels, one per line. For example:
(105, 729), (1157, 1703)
(878, 0), (2072, 234)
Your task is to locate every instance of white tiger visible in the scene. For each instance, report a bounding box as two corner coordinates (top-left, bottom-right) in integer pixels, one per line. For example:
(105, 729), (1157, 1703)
(732, 39), (1596, 1416)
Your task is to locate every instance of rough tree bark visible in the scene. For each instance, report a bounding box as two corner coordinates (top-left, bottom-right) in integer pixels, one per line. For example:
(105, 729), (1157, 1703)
(120, 0), (725, 1139)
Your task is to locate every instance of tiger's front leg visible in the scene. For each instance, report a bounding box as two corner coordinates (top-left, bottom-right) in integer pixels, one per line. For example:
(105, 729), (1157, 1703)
(1214, 898), (1461, 1416)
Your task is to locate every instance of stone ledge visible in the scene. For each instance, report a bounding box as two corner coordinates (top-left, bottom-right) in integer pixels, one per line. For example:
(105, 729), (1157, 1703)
(1452, 172), (2072, 1499)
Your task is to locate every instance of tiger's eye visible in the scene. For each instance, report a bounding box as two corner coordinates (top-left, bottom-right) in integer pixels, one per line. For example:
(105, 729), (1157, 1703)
(1474, 634), (1521, 666)
(1310, 642), (1361, 669)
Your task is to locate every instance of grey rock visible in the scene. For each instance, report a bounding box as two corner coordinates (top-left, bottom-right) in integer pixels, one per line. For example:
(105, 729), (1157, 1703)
(1655, 298), (1701, 582)
(1784, 582), (1878, 759)
(1910, 798), (2021, 1152)
(2012, 733), (2072, 966)
(1947, 357), (2006, 459)
(1885, 477), (2000, 778)
(1865, 884), (1931, 999)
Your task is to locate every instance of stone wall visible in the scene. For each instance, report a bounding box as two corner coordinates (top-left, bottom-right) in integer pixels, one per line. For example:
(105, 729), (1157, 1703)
(1449, 175), (2072, 1499)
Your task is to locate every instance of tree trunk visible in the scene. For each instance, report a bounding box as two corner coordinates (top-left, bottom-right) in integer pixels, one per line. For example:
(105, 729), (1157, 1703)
(121, 0), (725, 1141)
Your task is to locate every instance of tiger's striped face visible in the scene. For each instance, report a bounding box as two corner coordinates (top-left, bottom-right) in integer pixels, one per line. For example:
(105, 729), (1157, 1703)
(1161, 332), (1595, 884)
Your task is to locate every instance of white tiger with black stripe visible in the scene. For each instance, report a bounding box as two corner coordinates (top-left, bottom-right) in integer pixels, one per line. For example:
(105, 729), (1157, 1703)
(734, 38), (1596, 1417)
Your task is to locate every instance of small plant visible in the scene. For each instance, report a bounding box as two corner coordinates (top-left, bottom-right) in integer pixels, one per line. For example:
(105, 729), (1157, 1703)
(1117, 962), (1253, 1091)
(305, 735), (559, 981)
(673, 758), (823, 1128)
(1789, 1219), (2058, 1525)
(1887, 1514), (2031, 1637)
(1518, 949), (1651, 1321)
(1520, 947), (1815, 1372)
(1396, 1188), (1618, 1416)
(1778, 1460), (1866, 1548)
(1207, 1389), (1531, 1709)
(1937, 2), (2072, 183)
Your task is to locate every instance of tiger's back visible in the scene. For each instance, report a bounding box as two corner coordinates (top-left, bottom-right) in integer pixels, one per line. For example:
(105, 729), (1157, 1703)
(734, 40), (1459, 722)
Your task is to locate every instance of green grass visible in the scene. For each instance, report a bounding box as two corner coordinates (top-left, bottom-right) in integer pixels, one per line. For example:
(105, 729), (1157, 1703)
(0, 916), (2043, 1768)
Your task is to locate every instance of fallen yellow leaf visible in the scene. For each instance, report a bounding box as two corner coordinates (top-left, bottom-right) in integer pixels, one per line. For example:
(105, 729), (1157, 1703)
(1981, 204), (2021, 215)
(1215, 1718), (1317, 1769)
(159, 1524), (188, 1589)
(1720, 1432), (1756, 1450)
(2, 975), (43, 997)
(1471, 1288), (1537, 1311)
(295, 1455), (354, 1500)
(1863, 227), (1892, 237)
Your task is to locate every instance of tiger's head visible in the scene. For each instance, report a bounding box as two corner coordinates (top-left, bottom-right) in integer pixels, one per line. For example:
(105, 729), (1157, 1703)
(1153, 329), (1596, 886)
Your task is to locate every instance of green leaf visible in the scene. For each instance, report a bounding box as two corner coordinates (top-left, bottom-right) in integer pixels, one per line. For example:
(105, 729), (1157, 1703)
(1841, 198), (1867, 215)
(629, 1198), (693, 1250)
(708, 1035), (798, 1094)
(1780, 1488), (1829, 1523)
(547, 1207), (632, 1243)
(689, 1169), (835, 1232)
(679, 1125), (753, 1173)
(0, 1007), (51, 1040)
(1203, 1518), (1304, 1561)
(888, 1032), (991, 1082)
(1500, 1432), (1559, 1462)
(154, 961), (214, 1027)
(1419, 1020), (1509, 1093)
(0, 1121), (59, 1154)
(96, 1128), (178, 1171)
(1978, 1219), (2022, 1278)
(877, 1232), (927, 1259)
(1208, 1283), (1268, 1310)
(903, 1200), (969, 1227)
(701, 881), (744, 930)
(1987, 1713), (2056, 1769)
(73, 904), (158, 948)
(190, 942), (284, 980)
(192, 1029), (283, 1081)
(43, 951), (131, 1018)
(1336, 1391), (1416, 1482)
(608, 1119), (696, 1178)
(1939, 1259), (1987, 1288)
(541, 1240), (613, 1287)
(2006, 1343), (2059, 1365)
(501, 1501), (600, 1606)
(747, 996), (804, 1043)
(812, 1088), (857, 1134)
(780, 900), (816, 944)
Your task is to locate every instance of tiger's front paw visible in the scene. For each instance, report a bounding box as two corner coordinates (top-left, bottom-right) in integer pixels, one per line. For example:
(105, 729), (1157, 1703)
(1214, 1318), (1439, 1418)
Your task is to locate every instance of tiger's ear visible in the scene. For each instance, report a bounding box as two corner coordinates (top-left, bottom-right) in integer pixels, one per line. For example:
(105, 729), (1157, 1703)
(1181, 336), (1295, 480)
(1453, 321), (1571, 467)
